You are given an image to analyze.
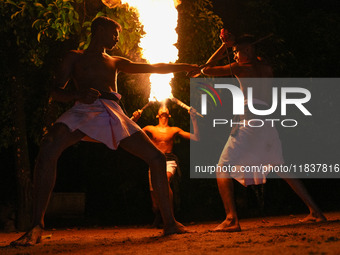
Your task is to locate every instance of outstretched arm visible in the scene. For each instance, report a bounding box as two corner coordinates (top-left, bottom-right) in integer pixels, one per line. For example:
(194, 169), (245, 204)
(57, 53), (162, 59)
(116, 57), (199, 74)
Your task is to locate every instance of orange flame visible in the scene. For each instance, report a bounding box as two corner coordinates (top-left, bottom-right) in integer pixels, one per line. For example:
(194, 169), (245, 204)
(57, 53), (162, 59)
(121, 0), (179, 102)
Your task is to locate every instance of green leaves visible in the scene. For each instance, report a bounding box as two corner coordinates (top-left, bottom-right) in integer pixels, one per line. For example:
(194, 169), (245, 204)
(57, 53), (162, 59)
(32, 0), (81, 42)
(177, 0), (223, 65)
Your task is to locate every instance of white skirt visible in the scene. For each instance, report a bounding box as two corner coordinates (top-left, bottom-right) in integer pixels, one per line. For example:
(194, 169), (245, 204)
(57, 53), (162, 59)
(56, 94), (141, 150)
(218, 99), (284, 186)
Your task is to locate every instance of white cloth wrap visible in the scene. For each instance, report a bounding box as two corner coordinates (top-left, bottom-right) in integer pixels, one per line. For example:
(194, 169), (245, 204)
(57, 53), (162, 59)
(55, 92), (141, 150)
(218, 98), (284, 186)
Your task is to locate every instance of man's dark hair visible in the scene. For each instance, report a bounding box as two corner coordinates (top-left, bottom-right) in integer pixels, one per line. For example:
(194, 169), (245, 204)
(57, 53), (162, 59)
(91, 16), (122, 37)
(235, 34), (256, 46)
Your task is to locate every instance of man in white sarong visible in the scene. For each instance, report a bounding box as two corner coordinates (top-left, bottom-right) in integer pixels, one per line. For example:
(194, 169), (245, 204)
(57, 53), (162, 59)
(11, 16), (199, 246)
(201, 31), (326, 232)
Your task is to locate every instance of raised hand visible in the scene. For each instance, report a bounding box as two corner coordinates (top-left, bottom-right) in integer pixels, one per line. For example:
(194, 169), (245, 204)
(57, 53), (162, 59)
(220, 28), (235, 48)
(131, 109), (142, 122)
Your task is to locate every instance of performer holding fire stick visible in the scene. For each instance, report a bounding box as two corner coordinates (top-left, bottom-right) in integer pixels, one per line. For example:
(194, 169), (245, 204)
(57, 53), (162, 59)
(200, 29), (326, 232)
(10, 16), (200, 246)
(132, 105), (200, 227)
(130, 101), (153, 122)
(170, 96), (203, 118)
(131, 96), (203, 122)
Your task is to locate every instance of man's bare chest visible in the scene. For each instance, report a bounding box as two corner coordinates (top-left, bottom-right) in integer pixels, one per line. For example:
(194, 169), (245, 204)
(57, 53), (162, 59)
(151, 128), (177, 142)
(74, 56), (116, 77)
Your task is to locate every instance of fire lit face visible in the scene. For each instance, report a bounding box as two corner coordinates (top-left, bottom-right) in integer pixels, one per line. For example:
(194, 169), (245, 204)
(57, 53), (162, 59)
(233, 44), (252, 63)
(103, 25), (120, 49)
(157, 107), (170, 120)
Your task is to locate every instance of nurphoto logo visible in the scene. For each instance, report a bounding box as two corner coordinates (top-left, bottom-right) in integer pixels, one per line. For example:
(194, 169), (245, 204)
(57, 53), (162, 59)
(196, 79), (311, 128)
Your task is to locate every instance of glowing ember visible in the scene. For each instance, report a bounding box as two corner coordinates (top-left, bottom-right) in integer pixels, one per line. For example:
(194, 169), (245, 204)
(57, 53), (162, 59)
(120, 0), (179, 102)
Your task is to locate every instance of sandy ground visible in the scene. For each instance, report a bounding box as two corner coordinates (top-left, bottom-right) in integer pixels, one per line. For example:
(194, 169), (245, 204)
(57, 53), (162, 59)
(0, 212), (339, 255)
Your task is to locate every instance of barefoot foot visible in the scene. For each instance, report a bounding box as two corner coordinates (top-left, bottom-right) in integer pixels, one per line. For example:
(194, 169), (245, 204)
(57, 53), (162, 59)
(10, 225), (43, 246)
(299, 212), (327, 223)
(211, 218), (241, 232)
(151, 211), (163, 229)
(163, 221), (189, 235)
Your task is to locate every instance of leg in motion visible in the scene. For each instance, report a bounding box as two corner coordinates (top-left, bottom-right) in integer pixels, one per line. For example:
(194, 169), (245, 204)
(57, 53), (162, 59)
(278, 172), (326, 222)
(11, 124), (85, 246)
(213, 170), (241, 232)
(119, 131), (187, 235)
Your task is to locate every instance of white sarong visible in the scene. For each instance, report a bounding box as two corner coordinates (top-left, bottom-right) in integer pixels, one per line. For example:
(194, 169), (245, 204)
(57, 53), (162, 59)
(56, 93), (141, 150)
(218, 99), (284, 186)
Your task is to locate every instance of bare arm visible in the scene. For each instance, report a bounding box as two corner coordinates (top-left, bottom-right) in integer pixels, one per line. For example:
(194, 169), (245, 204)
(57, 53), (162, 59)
(177, 111), (200, 141)
(189, 111), (200, 141)
(116, 58), (199, 74)
(205, 43), (227, 67)
(177, 128), (190, 140)
(201, 30), (236, 77)
(201, 43), (237, 77)
(202, 63), (237, 77)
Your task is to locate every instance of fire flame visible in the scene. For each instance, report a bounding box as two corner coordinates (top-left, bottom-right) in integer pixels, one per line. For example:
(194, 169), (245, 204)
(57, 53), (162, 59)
(120, 0), (179, 102)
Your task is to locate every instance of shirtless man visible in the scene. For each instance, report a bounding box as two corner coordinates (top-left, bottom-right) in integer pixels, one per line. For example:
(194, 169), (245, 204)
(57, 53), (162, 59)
(133, 106), (199, 227)
(10, 16), (199, 246)
(201, 31), (326, 232)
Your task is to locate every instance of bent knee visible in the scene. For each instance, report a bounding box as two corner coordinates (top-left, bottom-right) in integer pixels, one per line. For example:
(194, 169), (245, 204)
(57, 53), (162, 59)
(38, 135), (60, 161)
(38, 125), (69, 158)
(40, 133), (55, 149)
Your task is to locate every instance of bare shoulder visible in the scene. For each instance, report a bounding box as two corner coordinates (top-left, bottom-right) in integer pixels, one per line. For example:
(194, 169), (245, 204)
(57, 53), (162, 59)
(63, 50), (84, 64)
(109, 56), (134, 72)
(143, 125), (153, 132)
(112, 55), (132, 64)
(70, 49), (84, 55)
(171, 126), (183, 134)
(68, 49), (84, 57)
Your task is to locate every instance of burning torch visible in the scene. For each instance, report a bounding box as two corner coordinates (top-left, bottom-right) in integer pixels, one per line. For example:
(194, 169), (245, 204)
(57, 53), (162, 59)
(131, 95), (203, 121)
(169, 95), (203, 118)
(130, 99), (155, 122)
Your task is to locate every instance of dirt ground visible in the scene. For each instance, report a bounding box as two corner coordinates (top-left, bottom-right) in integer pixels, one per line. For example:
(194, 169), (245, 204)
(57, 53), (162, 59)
(0, 211), (339, 255)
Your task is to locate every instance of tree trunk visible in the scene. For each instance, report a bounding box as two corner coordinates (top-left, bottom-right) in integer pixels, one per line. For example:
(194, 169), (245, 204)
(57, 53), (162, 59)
(12, 76), (33, 231)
